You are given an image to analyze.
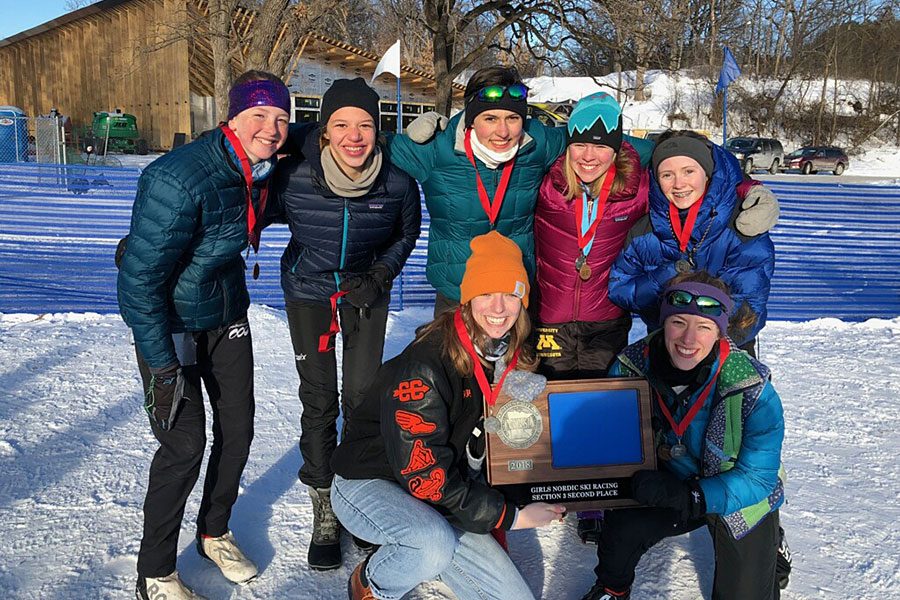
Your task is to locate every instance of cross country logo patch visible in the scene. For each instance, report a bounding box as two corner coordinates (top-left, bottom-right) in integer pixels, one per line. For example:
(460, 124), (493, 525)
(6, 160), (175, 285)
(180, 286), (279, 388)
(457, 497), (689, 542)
(408, 468), (445, 501)
(395, 410), (437, 435)
(393, 379), (430, 402)
(400, 439), (436, 475)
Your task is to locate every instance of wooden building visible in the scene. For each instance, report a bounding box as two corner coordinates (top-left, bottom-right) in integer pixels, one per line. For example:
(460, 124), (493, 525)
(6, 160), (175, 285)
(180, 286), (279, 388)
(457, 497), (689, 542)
(0, 0), (463, 150)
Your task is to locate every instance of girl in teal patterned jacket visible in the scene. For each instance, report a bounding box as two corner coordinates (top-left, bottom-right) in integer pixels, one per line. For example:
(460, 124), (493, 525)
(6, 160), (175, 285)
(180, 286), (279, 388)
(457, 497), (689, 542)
(582, 271), (786, 600)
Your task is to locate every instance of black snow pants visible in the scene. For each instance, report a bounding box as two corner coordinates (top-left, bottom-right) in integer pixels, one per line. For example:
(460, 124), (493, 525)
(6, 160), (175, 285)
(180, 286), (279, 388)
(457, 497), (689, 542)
(135, 316), (255, 578)
(593, 506), (781, 600)
(285, 299), (388, 489)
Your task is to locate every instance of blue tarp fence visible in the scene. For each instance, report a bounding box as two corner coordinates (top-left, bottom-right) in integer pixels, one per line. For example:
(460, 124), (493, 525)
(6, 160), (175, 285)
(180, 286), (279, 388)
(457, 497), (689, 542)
(1, 162), (898, 321)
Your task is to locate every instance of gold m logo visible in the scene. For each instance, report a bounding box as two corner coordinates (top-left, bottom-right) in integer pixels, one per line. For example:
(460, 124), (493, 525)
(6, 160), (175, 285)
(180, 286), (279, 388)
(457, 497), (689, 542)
(536, 334), (561, 351)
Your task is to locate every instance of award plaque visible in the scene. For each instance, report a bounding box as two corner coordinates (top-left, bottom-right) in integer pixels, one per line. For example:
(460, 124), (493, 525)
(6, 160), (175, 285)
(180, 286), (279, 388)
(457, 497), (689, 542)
(485, 378), (655, 510)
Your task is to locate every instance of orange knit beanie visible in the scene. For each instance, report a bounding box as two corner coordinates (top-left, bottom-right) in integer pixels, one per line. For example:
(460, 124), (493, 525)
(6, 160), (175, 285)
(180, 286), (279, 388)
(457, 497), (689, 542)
(459, 231), (530, 308)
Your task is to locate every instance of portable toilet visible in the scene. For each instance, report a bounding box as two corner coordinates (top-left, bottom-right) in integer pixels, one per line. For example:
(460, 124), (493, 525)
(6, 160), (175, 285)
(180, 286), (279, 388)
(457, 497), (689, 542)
(0, 106), (29, 162)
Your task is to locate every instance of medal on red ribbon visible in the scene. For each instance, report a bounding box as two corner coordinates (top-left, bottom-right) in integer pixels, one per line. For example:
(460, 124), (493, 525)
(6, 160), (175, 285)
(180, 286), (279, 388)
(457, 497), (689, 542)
(221, 125), (269, 279)
(654, 338), (730, 458)
(574, 165), (616, 280)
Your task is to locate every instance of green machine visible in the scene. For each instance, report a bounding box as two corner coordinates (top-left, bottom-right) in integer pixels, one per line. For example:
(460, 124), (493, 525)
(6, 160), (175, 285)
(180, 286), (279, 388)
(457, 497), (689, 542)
(82, 109), (149, 155)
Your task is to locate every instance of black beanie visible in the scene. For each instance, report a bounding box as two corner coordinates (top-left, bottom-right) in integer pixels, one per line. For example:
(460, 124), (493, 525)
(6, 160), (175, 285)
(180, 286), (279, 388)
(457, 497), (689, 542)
(464, 90), (528, 129)
(319, 78), (381, 131)
(651, 136), (715, 177)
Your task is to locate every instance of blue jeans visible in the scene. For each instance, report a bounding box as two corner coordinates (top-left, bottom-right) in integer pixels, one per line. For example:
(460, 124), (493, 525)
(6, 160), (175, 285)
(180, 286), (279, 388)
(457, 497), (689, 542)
(332, 475), (535, 600)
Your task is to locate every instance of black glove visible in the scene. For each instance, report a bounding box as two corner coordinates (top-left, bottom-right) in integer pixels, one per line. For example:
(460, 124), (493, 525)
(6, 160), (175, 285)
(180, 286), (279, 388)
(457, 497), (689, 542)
(339, 264), (392, 309)
(114, 236), (128, 269)
(144, 365), (185, 431)
(632, 469), (706, 522)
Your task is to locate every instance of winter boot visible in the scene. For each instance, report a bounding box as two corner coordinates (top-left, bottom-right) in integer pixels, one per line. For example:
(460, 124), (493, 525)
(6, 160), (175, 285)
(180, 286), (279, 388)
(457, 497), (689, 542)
(348, 556), (376, 600)
(581, 581), (631, 600)
(196, 531), (258, 584)
(776, 526), (792, 589)
(135, 571), (208, 600)
(351, 534), (377, 552)
(308, 486), (342, 570)
(577, 517), (603, 545)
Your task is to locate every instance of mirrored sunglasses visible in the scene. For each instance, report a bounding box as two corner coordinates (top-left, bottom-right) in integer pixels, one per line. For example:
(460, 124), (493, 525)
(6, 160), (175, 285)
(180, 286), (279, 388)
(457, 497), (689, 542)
(475, 83), (528, 102)
(666, 290), (725, 316)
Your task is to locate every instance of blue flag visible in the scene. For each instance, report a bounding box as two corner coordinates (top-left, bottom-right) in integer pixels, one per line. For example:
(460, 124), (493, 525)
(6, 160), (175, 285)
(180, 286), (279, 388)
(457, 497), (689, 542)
(715, 47), (741, 95)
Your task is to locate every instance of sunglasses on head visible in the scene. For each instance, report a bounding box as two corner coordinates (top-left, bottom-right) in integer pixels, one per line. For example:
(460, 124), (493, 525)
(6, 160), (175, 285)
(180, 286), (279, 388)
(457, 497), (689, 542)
(666, 290), (726, 316)
(474, 83), (528, 102)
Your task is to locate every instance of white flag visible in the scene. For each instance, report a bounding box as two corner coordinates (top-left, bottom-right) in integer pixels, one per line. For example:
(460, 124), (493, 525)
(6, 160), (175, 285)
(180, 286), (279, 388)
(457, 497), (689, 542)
(371, 40), (401, 83)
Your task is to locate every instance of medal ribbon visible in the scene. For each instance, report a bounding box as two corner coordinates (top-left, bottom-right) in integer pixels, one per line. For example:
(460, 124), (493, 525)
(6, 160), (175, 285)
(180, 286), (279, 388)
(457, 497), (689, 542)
(668, 191), (706, 253)
(575, 164), (617, 257)
(463, 128), (516, 226)
(655, 338), (730, 439)
(221, 125), (268, 252)
(453, 309), (519, 407)
(318, 290), (349, 352)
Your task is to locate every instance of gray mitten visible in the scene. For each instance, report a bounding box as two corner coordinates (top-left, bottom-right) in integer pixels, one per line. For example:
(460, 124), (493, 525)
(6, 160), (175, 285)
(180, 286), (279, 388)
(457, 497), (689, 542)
(501, 369), (548, 403)
(735, 185), (780, 237)
(405, 111), (449, 144)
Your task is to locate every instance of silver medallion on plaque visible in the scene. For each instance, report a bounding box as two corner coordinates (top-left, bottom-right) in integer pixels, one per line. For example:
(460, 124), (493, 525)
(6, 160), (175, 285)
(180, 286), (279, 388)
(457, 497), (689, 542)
(496, 401), (543, 450)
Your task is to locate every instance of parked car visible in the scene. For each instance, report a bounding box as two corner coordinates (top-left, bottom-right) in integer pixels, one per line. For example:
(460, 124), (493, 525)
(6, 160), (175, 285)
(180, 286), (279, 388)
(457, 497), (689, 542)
(781, 146), (849, 175)
(725, 137), (785, 174)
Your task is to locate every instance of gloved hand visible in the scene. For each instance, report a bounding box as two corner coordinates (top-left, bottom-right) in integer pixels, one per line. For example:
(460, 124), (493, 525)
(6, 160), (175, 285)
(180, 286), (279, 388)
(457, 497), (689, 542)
(511, 502), (567, 530)
(340, 264), (392, 309)
(405, 111), (449, 143)
(631, 469), (706, 522)
(735, 184), (780, 237)
(501, 369), (547, 403)
(145, 364), (185, 431)
(114, 236), (128, 269)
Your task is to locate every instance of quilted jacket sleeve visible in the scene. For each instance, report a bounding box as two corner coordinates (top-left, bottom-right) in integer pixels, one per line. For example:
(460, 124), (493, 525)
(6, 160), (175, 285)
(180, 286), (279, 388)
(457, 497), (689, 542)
(381, 361), (517, 533)
(384, 131), (439, 184)
(718, 232), (775, 344)
(373, 173), (422, 280)
(116, 169), (199, 369)
(608, 232), (672, 320)
(699, 380), (784, 515)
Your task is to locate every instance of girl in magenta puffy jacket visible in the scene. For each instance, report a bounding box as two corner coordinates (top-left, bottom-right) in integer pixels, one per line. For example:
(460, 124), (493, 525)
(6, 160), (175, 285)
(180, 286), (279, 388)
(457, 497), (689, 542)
(533, 93), (648, 378)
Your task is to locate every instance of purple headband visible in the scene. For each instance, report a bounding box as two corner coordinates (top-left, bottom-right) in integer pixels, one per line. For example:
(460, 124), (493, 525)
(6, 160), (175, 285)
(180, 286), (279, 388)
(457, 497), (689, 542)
(658, 281), (734, 335)
(227, 79), (291, 120)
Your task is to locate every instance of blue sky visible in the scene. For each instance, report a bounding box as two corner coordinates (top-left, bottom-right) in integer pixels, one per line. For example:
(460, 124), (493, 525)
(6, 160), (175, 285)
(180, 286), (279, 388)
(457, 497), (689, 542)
(0, 1), (72, 41)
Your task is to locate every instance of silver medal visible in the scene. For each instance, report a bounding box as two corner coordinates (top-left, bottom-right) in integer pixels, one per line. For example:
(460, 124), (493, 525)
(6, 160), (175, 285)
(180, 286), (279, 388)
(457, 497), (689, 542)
(670, 443), (688, 458)
(675, 259), (692, 274)
(484, 416), (501, 433)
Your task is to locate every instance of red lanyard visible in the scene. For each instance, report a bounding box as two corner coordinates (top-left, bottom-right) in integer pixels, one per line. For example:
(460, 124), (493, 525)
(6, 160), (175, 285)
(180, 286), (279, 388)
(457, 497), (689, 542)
(220, 125), (268, 252)
(655, 338), (730, 439)
(463, 128), (516, 226)
(668, 192), (705, 253)
(318, 290), (349, 352)
(574, 164), (617, 254)
(453, 309), (519, 407)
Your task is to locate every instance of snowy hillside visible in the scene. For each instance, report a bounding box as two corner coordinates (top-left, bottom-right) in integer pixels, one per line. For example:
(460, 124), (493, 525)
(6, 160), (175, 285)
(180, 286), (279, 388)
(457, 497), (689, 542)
(1, 306), (898, 599)
(526, 71), (900, 171)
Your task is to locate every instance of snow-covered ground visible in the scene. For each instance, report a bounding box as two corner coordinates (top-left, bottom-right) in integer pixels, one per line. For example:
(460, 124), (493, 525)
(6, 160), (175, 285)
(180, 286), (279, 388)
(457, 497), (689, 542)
(1, 306), (898, 599)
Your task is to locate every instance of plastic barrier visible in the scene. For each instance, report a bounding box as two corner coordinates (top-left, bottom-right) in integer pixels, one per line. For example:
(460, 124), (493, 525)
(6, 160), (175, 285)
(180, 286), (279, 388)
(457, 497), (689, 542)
(1, 163), (898, 321)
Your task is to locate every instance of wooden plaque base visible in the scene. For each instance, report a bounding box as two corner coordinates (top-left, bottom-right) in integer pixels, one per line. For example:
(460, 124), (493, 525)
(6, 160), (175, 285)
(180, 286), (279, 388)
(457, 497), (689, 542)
(485, 378), (655, 511)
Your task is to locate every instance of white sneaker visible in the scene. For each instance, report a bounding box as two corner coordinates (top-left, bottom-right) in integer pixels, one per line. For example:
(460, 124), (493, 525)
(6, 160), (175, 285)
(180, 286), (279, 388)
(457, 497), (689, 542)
(198, 530), (258, 584)
(136, 571), (207, 600)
